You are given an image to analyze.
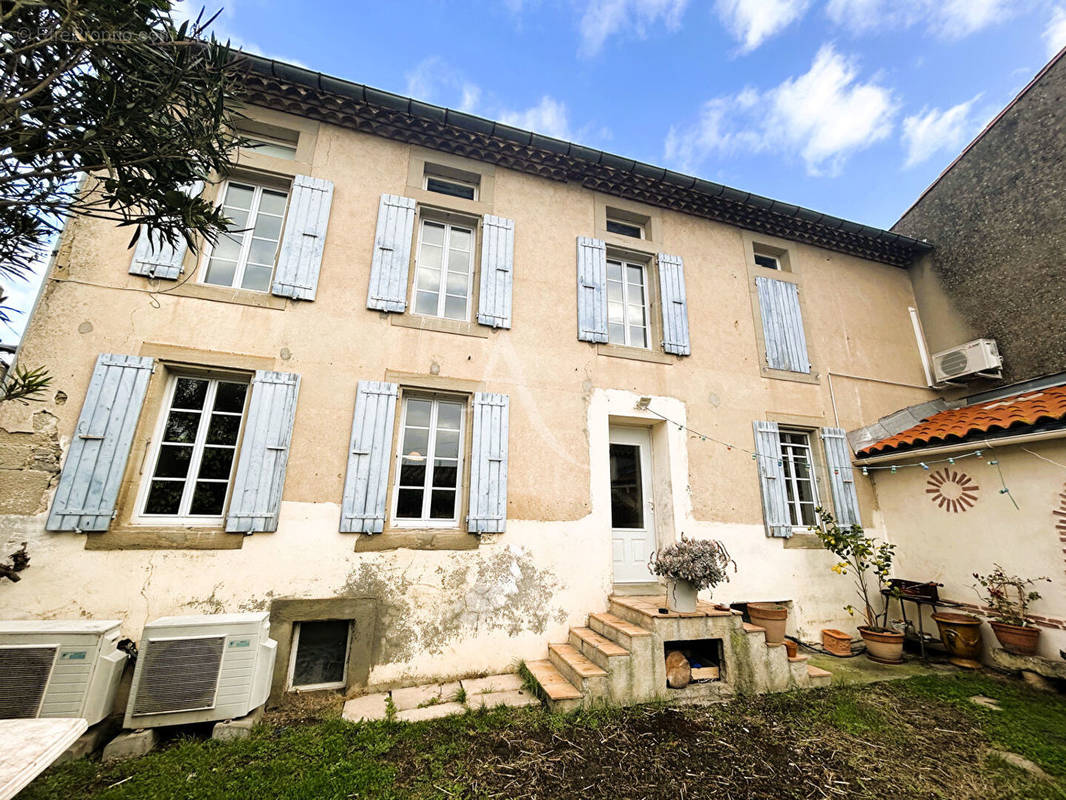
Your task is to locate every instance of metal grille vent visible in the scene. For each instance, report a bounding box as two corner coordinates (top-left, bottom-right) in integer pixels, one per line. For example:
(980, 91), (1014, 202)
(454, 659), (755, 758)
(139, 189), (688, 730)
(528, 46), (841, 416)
(938, 350), (970, 377)
(0, 646), (57, 718)
(132, 636), (225, 716)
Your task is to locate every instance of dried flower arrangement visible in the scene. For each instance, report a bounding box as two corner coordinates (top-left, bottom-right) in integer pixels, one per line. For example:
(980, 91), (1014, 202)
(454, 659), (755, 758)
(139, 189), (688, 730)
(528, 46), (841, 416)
(648, 535), (736, 592)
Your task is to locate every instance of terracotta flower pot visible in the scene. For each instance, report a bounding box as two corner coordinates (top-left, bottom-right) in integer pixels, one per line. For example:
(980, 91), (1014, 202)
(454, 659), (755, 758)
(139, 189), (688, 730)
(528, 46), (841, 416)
(932, 612), (983, 668)
(990, 621), (1040, 656)
(858, 626), (904, 664)
(748, 603), (787, 644)
(667, 579), (698, 613)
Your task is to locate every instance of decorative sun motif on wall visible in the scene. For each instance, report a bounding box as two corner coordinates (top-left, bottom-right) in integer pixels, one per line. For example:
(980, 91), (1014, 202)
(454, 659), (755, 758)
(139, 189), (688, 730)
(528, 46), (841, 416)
(926, 469), (979, 513)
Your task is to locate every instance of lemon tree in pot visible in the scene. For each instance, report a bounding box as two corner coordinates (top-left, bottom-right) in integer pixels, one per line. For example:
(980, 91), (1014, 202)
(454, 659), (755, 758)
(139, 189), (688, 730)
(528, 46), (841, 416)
(812, 508), (904, 664)
(649, 535), (736, 613)
(973, 565), (1050, 656)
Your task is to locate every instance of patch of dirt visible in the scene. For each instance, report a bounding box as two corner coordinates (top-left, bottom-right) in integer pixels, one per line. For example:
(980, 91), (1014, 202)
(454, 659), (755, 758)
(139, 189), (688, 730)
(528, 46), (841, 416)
(390, 684), (997, 799)
(263, 691), (344, 726)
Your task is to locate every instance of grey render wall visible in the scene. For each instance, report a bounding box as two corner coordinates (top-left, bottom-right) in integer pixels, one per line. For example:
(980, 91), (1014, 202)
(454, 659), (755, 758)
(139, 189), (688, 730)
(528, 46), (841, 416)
(894, 52), (1066, 385)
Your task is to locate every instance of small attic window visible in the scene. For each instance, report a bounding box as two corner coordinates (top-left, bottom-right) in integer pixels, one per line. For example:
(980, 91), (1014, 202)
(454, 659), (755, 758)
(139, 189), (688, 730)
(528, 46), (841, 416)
(423, 164), (479, 201)
(754, 253), (780, 270)
(606, 218), (644, 239)
(753, 242), (790, 272)
(604, 206), (649, 240)
(237, 123), (299, 161)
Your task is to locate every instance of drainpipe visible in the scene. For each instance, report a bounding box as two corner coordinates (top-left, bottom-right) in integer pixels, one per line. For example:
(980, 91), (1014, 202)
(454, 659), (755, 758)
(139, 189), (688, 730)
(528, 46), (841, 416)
(825, 370), (932, 428)
(908, 306), (935, 387)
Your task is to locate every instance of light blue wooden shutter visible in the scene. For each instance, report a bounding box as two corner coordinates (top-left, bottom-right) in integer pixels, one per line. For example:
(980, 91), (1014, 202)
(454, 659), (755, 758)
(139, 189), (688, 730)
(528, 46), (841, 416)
(752, 420), (791, 538)
(272, 175), (334, 301)
(468, 393), (509, 534)
(755, 276), (810, 373)
(225, 371), (300, 533)
(340, 381), (398, 533)
(577, 236), (608, 343)
(128, 181), (203, 280)
(657, 253), (690, 355)
(366, 194), (416, 312)
(476, 215), (515, 329)
(46, 354), (154, 531)
(821, 427), (861, 527)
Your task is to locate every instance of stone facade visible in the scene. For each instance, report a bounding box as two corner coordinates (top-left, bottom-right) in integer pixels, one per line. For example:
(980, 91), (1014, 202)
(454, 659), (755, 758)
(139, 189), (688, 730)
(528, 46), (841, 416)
(895, 52), (1066, 384)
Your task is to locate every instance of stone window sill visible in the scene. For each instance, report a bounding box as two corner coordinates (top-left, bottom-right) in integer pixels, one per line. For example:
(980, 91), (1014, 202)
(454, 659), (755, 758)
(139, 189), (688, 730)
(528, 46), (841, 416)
(389, 313), (491, 339)
(782, 533), (824, 550)
(596, 343), (674, 365)
(84, 526), (243, 550)
(760, 366), (820, 385)
(159, 280), (289, 310)
(356, 530), (480, 551)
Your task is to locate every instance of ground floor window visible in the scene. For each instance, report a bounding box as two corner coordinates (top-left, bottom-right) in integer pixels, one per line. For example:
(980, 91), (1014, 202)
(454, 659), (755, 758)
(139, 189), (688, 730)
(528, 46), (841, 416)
(392, 394), (466, 526)
(288, 620), (351, 690)
(779, 429), (819, 529)
(140, 375), (249, 521)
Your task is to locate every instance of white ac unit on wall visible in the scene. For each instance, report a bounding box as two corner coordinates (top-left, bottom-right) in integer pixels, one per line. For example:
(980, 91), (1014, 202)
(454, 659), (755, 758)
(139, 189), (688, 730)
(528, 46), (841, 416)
(932, 338), (1002, 384)
(0, 620), (127, 726)
(124, 612), (276, 729)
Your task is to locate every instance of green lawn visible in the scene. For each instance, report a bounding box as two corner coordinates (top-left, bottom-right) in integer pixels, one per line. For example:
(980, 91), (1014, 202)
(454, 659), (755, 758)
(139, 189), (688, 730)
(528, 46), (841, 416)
(23, 672), (1066, 800)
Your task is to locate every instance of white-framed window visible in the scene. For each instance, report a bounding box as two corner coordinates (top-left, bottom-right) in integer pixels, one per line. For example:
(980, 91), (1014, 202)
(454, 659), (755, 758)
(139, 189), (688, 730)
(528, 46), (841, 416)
(754, 252), (780, 270)
(423, 173), (478, 201)
(607, 257), (650, 348)
(392, 394), (465, 527)
(779, 429), (820, 529)
(138, 374), (249, 522)
(242, 133), (298, 160)
(201, 179), (289, 292)
(606, 217), (645, 239)
(287, 619), (351, 691)
(412, 218), (475, 321)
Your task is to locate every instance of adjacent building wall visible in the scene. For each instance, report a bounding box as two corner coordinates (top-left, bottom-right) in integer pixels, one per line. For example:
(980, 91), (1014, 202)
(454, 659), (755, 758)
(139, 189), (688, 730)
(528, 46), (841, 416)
(872, 437), (1066, 660)
(895, 52), (1066, 383)
(0, 107), (935, 690)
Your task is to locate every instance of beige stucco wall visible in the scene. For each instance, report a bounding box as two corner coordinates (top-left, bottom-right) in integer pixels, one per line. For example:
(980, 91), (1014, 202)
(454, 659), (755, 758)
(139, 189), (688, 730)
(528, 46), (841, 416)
(870, 437), (1066, 660)
(0, 106), (938, 689)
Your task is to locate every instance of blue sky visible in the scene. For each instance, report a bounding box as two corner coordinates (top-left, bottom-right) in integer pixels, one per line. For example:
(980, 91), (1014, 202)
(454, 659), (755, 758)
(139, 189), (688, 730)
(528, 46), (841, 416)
(5, 0), (1065, 344)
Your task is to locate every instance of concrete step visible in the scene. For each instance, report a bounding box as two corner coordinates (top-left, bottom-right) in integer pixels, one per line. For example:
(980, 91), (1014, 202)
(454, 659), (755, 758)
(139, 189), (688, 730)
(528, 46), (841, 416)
(570, 626), (628, 666)
(525, 659), (583, 713)
(548, 643), (609, 701)
(588, 611), (652, 651)
(764, 642), (791, 693)
(807, 664), (832, 688)
(742, 621), (767, 638)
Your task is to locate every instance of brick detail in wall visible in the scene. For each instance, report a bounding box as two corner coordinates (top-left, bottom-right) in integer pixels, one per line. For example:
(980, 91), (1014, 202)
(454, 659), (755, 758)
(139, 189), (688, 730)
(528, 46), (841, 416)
(945, 599), (1066, 632)
(1056, 483), (1066, 578)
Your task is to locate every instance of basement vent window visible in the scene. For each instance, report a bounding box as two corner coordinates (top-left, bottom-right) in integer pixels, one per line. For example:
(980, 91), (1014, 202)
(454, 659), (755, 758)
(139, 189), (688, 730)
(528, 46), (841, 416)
(288, 620), (351, 691)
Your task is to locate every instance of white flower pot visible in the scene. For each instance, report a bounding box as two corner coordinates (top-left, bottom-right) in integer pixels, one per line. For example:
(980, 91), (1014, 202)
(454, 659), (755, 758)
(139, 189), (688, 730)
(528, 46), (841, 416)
(667, 579), (698, 613)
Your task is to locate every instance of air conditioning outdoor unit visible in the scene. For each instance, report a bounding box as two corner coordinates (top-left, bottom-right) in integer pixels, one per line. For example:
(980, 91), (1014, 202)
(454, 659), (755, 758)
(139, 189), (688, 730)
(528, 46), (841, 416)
(124, 612), (276, 729)
(0, 620), (127, 726)
(932, 338), (1002, 384)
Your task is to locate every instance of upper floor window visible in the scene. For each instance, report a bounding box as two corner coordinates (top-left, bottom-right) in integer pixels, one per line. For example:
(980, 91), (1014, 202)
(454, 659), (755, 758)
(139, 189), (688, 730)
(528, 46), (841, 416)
(423, 164), (480, 201)
(607, 257), (649, 349)
(752, 242), (789, 272)
(779, 429), (819, 529)
(140, 375), (249, 521)
(393, 394), (466, 526)
(202, 180), (289, 292)
(606, 217), (645, 239)
(243, 133), (298, 160)
(754, 252), (780, 270)
(413, 218), (474, 321)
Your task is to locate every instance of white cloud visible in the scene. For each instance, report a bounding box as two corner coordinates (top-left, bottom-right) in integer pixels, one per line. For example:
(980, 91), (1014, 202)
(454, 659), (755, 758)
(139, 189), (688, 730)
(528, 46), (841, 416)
(499, 96), (573, 139)
(714, 0), (809, 53)
(405, 57), (483, 113)
(1046, 6), (1066, 59)
(578, 0), (688, 56)
(901, 95), (982, 168)
(664, 45), (897, 176)
(826, 0), (1011, 39)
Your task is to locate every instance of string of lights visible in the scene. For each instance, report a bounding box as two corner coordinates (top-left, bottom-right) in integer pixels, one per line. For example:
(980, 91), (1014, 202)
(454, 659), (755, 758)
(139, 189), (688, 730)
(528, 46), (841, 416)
(639, 405), (1021, 507)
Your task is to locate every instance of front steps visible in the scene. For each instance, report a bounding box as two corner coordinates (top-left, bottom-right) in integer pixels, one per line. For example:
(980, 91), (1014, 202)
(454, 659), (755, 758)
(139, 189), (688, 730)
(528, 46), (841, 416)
(528, 594), (832, 712)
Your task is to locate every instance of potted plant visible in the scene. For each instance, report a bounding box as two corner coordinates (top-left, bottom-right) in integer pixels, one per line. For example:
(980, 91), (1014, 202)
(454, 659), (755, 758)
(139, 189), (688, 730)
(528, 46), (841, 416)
(811, 508), (904, 664)
(648, 535), (736, 613)
(973, 565), (1050, 656)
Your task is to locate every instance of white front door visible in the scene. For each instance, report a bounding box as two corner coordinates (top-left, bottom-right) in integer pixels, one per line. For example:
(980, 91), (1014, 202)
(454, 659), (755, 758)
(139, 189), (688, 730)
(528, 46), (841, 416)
(609, 426), (656, 584)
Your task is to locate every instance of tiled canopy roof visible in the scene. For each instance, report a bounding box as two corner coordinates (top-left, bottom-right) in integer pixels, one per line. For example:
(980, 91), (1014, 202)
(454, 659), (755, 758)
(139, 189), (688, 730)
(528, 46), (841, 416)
(857, 385), (1066, 456)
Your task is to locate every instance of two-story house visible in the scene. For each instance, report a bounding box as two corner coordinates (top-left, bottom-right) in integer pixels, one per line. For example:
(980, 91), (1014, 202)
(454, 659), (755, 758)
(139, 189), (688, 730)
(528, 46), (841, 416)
(0, 53), (937, 698)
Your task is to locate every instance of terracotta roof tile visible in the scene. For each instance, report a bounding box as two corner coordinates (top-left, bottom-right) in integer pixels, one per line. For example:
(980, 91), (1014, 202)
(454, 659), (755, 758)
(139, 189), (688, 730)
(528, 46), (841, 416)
(858, 385), (1066, 456)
